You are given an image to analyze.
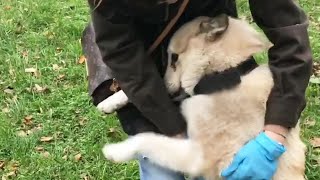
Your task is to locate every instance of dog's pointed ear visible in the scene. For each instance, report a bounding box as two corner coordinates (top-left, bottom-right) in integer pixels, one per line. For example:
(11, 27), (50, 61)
(200, 14), (229, 41)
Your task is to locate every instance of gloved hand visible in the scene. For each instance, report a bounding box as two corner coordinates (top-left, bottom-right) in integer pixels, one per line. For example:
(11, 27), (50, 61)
(221, 132), (286, 180)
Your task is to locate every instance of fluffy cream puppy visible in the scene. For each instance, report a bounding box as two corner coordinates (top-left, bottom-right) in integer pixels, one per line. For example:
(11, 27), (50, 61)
(101, 15), (306, 180)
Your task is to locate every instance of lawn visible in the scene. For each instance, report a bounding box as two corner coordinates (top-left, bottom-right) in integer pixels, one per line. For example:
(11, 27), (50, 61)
(0, 0), (319, 179)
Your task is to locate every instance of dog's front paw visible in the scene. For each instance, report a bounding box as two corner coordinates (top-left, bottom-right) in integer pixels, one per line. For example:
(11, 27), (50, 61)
(102, 143), (137, 163)
(97, 98), (117, 114)
(97, 90), (129, 114)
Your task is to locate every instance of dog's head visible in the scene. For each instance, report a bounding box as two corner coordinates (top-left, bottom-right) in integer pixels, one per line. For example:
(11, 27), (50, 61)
(165, 14), (271, 94)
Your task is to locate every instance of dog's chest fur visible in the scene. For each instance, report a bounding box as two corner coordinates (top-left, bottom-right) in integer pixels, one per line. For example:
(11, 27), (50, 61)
(180, 64), (274, 174)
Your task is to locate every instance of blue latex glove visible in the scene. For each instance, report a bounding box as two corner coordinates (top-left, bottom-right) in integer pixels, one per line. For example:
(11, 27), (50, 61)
(221, 132), (286, 180)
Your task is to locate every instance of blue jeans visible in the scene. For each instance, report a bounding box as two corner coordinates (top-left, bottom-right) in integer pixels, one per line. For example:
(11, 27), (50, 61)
(138, 156), (204, 180)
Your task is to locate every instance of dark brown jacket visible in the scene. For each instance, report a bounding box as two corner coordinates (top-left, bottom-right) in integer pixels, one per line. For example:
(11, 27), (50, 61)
(84, 0), (313, 136)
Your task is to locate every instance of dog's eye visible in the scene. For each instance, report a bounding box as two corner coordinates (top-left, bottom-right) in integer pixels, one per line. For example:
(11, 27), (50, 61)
(170, 53), (179, 71)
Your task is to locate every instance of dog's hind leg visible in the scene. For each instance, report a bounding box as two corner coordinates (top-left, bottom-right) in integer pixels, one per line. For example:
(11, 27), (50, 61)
(103, 132), (205, 176)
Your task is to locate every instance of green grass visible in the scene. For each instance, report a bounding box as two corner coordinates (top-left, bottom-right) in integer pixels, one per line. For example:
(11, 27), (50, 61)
(0, 0), (319, 179)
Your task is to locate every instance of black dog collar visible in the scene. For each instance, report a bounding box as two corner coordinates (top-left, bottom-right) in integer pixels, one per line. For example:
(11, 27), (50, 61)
(193, 58), (258, 95)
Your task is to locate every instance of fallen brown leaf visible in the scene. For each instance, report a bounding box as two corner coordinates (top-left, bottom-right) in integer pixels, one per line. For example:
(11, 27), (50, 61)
(23, 116), (33, 126)
(57, 74), (65, 80)
(40, 136), (53, 142)
(17, 130), (28, 137)
(0, 161), (5, 170)
(313, 61), (320, 77)
(107, 127), (118, 137)
(25, 68), (39, 77)
(2, 171), (16, 180)
(56, 47), (63, 53)
(79, 118), (86, 126)
(4, 88), (14, 95)
(4, 6), (12, 10)
(25, 67), (37, 73)
(28, 125), (43, 134)
(78, 55), (86, 64)
(17, 125), (42, 137)
(21, 51), (28, 58)
(310, 137), (320, 148)
(10, 162), (19, 171)
(110, 79), (120, 92)
(33, 84), (50, 93)
(35, 146), (44, 152)
(81, 174), (90, 180)
(52, 64), (61, 71)
(304, 119), (316, 127)
(74, 153), (82, 162)
(41, 151), (50, 158)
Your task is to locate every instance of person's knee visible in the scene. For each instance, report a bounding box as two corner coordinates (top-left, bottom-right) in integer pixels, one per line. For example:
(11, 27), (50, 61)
(138, 156), (185, 180)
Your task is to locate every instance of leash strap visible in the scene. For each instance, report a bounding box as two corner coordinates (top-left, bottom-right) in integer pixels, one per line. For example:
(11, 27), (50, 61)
(147, 0), (190, 55)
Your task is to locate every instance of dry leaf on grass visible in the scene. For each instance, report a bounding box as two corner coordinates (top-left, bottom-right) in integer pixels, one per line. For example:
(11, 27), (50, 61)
(40, 136), (53, 142)
(4, 88), (14, 95)
(74, 153), (82, 162)
(33, 84), (50, 93)
(17, 125), (42, 137)
(57, 74), (65, 80)
(313, 61), (320, 77)
(41, 151), (50, 158)
(29, 125), (42, 134)
(21, 51), (28, 58)
(9, 162), (19, 171)
(310, 76), (320, 84)
(79, 118), (86, 126)
(56, 47), (63, 53)
(310, 137), (320, 148)
(35, 146), (44, 152)
(304, 119), (316, 127)
(62, 155), (68, 160)
(79, 120), (85, 126)
(52, 64), (62, 71)
(78, 55), (86, 64)
(0, 161), (5, 170)
(107, 128), (118, 138)
(81, 174), (90, 180)
(4, 6), (12, 10)
(2, 171), (16, 180)
(25, 68), (39, 77)
(23, 116), (33, 126)
(25, 67), (37, 73)
(17, 131), (28, 137)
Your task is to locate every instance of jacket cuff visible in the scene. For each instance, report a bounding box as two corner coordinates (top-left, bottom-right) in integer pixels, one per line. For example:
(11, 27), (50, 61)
(265, 93), (306, 128)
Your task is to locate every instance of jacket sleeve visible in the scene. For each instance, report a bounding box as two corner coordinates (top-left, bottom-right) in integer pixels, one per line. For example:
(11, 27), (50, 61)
(249, 0), (313, 128)
(88, 0), (186, 135)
